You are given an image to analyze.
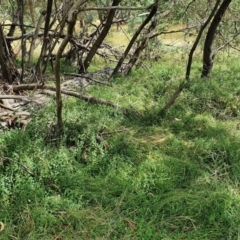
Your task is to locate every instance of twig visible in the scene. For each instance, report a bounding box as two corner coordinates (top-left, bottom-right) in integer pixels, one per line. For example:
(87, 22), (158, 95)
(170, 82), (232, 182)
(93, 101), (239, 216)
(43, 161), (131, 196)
(0, 103), (14, 111)
(160, 0), (221, 114)
(228, 43), (240, 52)
(10, 84), (121, 109)
(63, 73), (111, 86)
(139, 62), (153, 74)
(1, 157), (34, 177)
(213, 30), (240, 58)
(149, 24), (199, 39)
(0, 111), (30, 118)
(83, 4), (156, 11)
(0, 95), (33, 101)
(100, 129), (128, 136)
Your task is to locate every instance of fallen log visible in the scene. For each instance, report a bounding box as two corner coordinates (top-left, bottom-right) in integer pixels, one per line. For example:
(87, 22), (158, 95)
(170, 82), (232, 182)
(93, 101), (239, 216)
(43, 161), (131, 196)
(10, 84), (121, 109)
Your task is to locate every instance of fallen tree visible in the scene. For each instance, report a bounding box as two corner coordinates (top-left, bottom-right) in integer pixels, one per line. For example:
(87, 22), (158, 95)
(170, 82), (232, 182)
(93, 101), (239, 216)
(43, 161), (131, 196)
(5, 83), (122, 109)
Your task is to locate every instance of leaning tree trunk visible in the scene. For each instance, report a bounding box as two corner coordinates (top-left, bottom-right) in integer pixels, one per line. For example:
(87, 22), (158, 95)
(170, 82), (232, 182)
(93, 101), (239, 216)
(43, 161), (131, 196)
(28, 11), (46, 68)
(201, 0), (232, 78)
(78, 0), (121, 73)
(110, 1), (158, 77)
(122, 17), (157, 76)
(160, 0), (221, 115)
(0, 25), (19, 84)
(35, 0), (53, 82)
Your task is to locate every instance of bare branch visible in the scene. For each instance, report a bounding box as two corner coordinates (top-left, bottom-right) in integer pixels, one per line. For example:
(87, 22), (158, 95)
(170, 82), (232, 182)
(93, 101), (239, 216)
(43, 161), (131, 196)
(213, 30), (240, 58)
(149, 24), (199, 39)
(10, 84), (121, 109)
(83, 3), (156, 11)
(63, 73), (111, 86)
(1, 157), (34, 177)
(160, 0), (221, 114)
(0, 103), (14, 111)
(0, 95), (33, 101)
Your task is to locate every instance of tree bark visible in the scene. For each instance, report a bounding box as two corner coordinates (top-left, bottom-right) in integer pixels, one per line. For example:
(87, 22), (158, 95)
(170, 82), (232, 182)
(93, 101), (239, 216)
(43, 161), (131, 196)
(0, 25), (18, 84)
(28, 11), (45, 68)
(55, 19), (76, 129)
(79, 0), (121, 73)
(110, 1), (158, 77)
(19, 0), (26, 83)
(201, 0), (232, 78)
(28, 0), (35, 23)
(7, 0), (22, 37)
(122, 17), (157, 76)
(160, 0), (221, 115)
(9, 84), (121, 109)
(35, 0), (53, 81)
(55, 0), (87, 129)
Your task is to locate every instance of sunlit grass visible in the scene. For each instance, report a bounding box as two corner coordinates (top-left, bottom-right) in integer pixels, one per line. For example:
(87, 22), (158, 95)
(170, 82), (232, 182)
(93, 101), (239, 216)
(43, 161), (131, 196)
(1, 54), (240, 239)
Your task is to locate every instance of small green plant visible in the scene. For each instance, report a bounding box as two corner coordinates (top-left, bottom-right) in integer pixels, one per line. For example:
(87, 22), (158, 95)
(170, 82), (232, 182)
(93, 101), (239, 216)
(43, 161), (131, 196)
(1, 54), (240, 239)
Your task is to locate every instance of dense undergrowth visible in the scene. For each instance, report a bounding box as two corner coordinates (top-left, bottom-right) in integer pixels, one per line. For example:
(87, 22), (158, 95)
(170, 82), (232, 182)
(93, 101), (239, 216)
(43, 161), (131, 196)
(1, 54), (240, 239)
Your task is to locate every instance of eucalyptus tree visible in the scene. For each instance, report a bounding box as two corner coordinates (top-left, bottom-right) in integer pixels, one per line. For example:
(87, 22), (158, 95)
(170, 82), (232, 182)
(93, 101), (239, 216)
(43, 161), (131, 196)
(55, 0), (158, 129)
(160, 0), (237, 114)
(79, 0), (122, 73)
(201, 0), (233, 77)
(35, 0), (53, 80)
(0, 0), (24, 84)
(1, 0), (238, 127)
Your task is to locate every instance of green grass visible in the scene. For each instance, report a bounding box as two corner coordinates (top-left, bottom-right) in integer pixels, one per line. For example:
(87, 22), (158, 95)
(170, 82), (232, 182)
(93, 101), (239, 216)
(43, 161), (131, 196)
(1, 54), (240, 239)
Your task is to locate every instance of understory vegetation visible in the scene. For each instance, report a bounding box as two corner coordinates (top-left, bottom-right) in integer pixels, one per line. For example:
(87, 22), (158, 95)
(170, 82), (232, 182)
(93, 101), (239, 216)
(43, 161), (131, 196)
(1, 54), (240, 239)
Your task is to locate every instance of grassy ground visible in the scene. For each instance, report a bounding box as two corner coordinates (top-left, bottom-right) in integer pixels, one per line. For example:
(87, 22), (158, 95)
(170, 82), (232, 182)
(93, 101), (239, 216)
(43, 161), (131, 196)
(1, 53), (240, 239)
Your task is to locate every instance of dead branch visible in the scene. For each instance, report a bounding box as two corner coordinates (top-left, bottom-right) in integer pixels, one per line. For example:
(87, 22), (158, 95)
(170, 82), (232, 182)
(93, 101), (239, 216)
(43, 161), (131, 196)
(0, 111), (30, 118)
(10, 84), (121, 109)
(0, 95), (33, 101)
(5, 31), (65, 41)
(149, 24), (199, 39)
(0, 103), (14, 111)
(63, 73), (111, 86)
(79, 0), (121, 73)
(57, 89), (121, 108)
(160, 0), (221, 114)
(212, 30), (240, 59)
(100, 128), (128, 136)
(1, 157), (34, 177)
(0, 95), (32, 102)
(83, 3), (156, 11)
(111, 1), (158, 77)
(122, 15), (158, 76)
(228, 43), (240, 52)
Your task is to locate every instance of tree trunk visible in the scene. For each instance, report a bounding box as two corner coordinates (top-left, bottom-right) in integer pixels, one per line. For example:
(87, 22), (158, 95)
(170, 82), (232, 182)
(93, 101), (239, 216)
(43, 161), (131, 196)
(0, 25), (18, 84)
(110, 1), (158, 77)
(7, 0), (22, 37)
(28, 0), (35, 23)
(35, 0), (53, 81)
(160, 0), (221, 115)
(28, 11), (45, 68)
(55, 0), (87, 129)
(122, 18), (157, 76)
(201, 0), (232, 78)
(19, 0), (26, 83)
(55, 21), (76, 129)
(62, 0), (73, 18)
(79, 0), (121, 73)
